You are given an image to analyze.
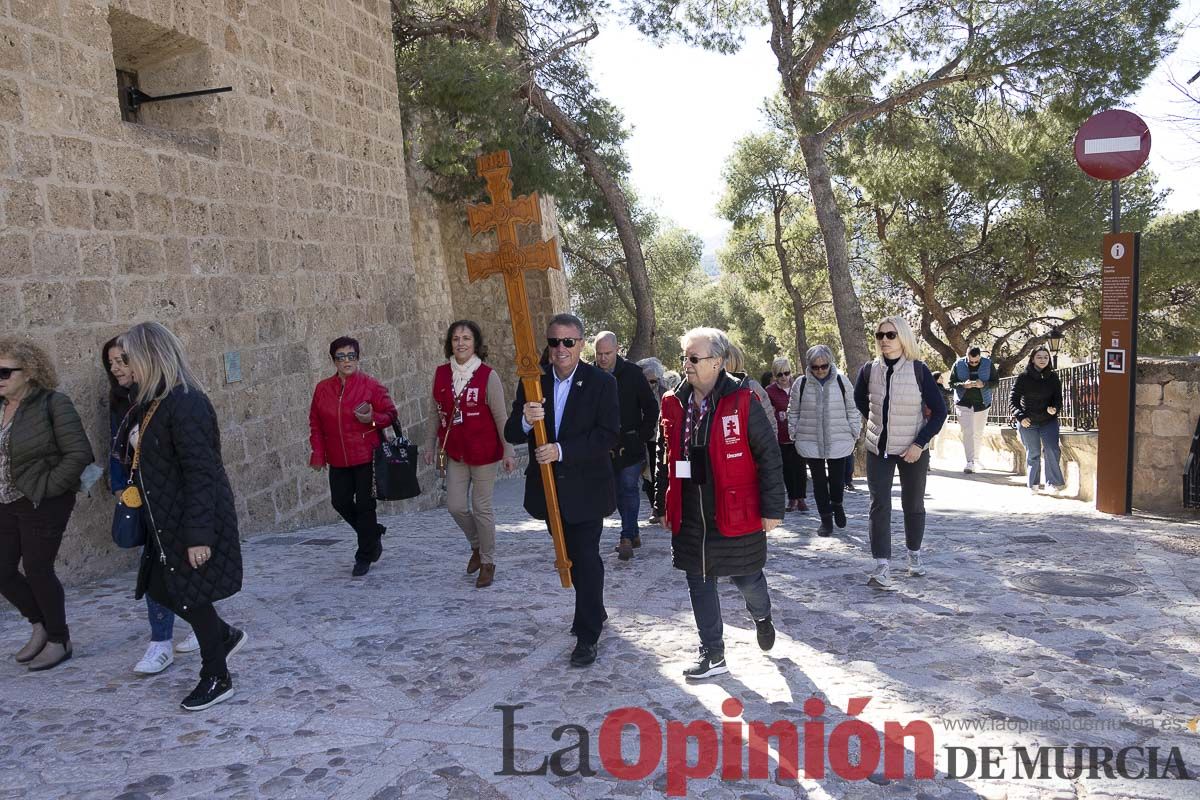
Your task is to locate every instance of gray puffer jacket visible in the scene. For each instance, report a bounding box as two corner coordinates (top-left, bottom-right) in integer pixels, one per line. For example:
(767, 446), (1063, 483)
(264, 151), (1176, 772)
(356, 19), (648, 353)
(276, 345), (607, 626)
(787, 366), (861, 460)
(5, 388), (94, 507)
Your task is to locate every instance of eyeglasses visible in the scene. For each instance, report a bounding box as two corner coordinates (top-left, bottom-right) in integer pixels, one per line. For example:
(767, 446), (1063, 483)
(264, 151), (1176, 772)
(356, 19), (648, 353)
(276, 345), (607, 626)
(333, 353), (359, 362)
(774, 371), (791, 377)
(0, 367), (22, 380)
(546, 337), (578, 349)
(810, 364), (830, 371)
(680, 355), (717, 365)
(875, 331), (898, 341)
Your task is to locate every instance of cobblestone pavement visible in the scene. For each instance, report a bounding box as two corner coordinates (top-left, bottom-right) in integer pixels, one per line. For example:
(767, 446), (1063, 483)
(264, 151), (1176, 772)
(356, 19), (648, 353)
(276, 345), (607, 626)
(3, 459), (1200, 800)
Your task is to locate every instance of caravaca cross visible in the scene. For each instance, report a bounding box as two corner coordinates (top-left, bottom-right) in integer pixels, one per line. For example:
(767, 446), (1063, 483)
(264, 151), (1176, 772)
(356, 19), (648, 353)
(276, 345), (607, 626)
(464, 150), (572, 588)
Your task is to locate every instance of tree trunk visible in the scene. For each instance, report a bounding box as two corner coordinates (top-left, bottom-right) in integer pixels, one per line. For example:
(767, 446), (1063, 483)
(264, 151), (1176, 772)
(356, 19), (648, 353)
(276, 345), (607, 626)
(524, 82), (656, 359)
(772, 205), (809, 366)
(796, 135), (871, 374)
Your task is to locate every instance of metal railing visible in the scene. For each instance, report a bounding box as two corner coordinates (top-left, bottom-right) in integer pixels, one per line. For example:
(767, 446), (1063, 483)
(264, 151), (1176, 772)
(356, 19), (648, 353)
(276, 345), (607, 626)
(945, 362), (1099, 432)
(1185, 415), (1200, 509)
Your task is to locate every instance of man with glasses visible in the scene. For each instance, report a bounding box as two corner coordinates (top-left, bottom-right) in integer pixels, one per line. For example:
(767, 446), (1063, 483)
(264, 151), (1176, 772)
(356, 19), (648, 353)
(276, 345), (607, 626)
(505, 314), (620, 667)
(949, 346), (998, 474)
(593, 332), (659, 561)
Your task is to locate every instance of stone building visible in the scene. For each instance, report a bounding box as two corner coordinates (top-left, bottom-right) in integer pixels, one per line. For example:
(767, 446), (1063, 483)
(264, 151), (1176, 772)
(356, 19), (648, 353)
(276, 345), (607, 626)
(1, 0), (569, 582)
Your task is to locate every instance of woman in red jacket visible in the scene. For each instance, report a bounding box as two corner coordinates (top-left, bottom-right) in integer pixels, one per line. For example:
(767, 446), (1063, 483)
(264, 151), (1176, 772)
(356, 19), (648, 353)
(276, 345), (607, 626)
(308, 337), (398, 576)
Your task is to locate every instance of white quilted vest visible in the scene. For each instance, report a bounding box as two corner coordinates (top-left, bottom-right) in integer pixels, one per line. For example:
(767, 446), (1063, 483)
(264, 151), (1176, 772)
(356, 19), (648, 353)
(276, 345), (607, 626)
(865, 357), (924, 456)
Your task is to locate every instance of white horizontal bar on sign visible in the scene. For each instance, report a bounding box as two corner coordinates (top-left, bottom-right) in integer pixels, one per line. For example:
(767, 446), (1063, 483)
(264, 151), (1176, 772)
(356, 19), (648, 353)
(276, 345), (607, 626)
(1083, 136), (1142, 154)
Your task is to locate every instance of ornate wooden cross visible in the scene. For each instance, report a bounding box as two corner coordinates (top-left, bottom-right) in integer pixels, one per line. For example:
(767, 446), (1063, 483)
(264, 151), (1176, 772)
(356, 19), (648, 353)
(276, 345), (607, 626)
(465, 150), (572, 588)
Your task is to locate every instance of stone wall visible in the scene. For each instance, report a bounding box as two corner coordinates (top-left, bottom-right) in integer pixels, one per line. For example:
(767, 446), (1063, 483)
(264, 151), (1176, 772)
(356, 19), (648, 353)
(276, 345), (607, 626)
(1133, 357), (1200, 511)
(2, 0), (568, 584)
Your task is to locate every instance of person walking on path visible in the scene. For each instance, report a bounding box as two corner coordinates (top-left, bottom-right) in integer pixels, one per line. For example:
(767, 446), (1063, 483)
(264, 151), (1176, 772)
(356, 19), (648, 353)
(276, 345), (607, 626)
(0, 338), (93, 672)
(103, 337), (197, 674)
(505, 314), (619, 668)
(1010, 346), (1065, 494)
(658, 328), (784, 681)
(636, 357), (667, 525)
(422, 320), (515, 588)
(119, 322), (247, 711)
(854, 317), (947, 589)
(308, 336), (398, 577)
(949, 347), (998, 474)
(765, 357), (808, 513)
(788, 345), (861, 537)
(593, 332), (658, 561)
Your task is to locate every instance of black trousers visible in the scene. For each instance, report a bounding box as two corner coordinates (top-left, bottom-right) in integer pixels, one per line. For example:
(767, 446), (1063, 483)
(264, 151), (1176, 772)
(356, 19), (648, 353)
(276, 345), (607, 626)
(145, 551), (231, 679)
(562, 517), (606, 645)
(0, 494), (74, 644)
(780, 444), (808, 501)
(866, 450), (929, 558)
(329, 463), (382, 563)
(806, 457), (847, 516)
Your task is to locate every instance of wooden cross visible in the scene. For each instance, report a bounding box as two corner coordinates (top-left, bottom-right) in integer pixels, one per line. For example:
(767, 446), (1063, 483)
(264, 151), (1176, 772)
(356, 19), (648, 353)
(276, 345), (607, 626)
(465, 150), (572, 588)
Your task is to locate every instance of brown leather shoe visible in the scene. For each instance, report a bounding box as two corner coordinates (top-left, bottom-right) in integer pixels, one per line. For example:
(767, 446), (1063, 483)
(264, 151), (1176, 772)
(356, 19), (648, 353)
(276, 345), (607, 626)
(475, 563), (495, 588)
(466, 548), (481, 574)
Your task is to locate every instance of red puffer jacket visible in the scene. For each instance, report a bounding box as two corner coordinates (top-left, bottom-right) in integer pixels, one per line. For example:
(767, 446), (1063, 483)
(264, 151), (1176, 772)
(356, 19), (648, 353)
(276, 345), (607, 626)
(308, 372), (398, 468)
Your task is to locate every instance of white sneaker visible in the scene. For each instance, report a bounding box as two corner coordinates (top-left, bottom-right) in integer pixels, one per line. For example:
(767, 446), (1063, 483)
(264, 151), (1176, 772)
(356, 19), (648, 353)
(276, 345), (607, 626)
(175, 630), (200, 654)
(867, 562), (892, 588)
(133, 641), (174, 675)
(907, 549), (926, 577)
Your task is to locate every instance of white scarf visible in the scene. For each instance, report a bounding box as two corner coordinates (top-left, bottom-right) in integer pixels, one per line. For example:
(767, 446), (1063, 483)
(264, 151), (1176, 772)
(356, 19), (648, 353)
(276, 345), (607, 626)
(451, 355), (481, 396)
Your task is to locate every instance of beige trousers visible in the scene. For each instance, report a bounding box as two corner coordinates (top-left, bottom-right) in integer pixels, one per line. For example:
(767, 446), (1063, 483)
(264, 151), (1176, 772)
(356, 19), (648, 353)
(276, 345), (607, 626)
(446, 458), (500, 564)
(957, 407), (988, 466)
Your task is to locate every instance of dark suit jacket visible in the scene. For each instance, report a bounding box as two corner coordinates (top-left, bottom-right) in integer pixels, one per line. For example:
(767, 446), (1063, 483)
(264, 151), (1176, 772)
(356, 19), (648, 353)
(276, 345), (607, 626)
(504, 361), (620, 524)
(610, 356), (660, 469)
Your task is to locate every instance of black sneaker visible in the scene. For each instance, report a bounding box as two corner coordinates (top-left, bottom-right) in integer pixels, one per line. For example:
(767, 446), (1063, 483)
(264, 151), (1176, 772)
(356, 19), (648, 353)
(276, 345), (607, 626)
(223, 627), (248, 659)
(682, 648), (728, 680)
(832, 504), (847, 528)
(180, 674), (234, 711)
(755, 617), (776, 652)
(352, 559), (370, 577)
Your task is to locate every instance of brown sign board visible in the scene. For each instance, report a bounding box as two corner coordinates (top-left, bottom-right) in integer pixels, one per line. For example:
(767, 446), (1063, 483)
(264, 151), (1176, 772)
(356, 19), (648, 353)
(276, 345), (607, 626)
(1096, 232), (1140, 514)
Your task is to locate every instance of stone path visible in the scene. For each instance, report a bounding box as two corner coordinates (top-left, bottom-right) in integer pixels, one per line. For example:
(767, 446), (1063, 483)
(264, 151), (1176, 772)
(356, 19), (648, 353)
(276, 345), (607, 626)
(3, 459), (1200, 799)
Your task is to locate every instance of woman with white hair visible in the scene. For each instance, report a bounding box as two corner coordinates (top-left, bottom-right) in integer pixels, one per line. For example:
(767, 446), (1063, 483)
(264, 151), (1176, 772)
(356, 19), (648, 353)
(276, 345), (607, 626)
(852, 316), (946, 588)
(658, 328), (785, 680)
(765, 356), (808, 512)
(788, 345), (861, 536)
(636, 357), (667, 523)
(119, 322), (247, 711)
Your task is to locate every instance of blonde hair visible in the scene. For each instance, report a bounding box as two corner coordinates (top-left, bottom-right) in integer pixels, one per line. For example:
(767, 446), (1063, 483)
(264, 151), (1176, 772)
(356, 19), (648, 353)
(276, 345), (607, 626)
(771, 356), (791, 374)
(0, 337), (58, 390)
(874, 316), (920, 361)
(119, 322), (203, 405)
(724, 344), (745, 374)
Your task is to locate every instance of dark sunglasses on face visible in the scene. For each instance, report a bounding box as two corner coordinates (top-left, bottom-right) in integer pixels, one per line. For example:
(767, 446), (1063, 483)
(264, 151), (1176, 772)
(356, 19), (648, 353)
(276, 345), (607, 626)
(680, 355), (717, 365)
(334, 353), (359, 362)
(648, 380), (658, 385)
(546, 337), (578, 349)
(875, 330), (898, 340)
(0, 367), (22, 380)
(775, 371), (791, 377)
(810, 363), (830, 371)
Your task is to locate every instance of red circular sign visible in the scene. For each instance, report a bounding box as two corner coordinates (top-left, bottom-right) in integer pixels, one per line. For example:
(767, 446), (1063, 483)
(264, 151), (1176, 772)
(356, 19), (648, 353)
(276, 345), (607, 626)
(1074, 110), (1151, 181)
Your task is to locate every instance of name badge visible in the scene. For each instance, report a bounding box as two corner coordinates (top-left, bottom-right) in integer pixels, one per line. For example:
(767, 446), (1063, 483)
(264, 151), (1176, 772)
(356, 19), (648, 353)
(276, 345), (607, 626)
(452, 409), (464, 426)
(675, 461), (692, 479)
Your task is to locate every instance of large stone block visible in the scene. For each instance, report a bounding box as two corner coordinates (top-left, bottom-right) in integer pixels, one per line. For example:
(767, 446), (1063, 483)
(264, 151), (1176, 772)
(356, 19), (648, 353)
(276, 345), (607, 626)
(47, 185), (93, 229)
(1163, 380), (1200, 409)
(0, 232), (32, 278)
(115, 235), (163, 275)
(1135, 381), (1163, 408)
(93, 189), (135, 230)
(4, 180), (45, 226)
(32, 231), (81, 276)
(1150, 408), (1195, 439)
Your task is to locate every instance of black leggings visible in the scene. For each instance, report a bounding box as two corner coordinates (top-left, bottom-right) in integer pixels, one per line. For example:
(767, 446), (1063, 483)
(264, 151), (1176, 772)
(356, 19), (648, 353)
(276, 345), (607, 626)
(146, 557), (231, 679)
(0, 494), (74, 644)
(806, 457), (847, 516)
(780, 444), (808, 501)
(329, 463), (382, 562)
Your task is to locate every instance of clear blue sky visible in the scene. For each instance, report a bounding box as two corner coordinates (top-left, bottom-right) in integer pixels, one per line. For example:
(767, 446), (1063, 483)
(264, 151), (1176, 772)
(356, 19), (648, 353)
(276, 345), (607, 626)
(588, 4), (1200, 259)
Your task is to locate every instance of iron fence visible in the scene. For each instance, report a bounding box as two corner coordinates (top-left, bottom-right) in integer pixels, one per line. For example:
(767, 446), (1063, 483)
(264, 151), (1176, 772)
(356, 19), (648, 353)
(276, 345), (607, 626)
(945, 361), (1099, 432)
(1185, 414), (1200, 509)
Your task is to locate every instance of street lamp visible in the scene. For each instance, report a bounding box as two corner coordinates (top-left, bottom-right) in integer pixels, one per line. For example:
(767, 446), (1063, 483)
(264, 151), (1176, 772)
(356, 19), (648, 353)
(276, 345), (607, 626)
(1047, 326), (1063, 370)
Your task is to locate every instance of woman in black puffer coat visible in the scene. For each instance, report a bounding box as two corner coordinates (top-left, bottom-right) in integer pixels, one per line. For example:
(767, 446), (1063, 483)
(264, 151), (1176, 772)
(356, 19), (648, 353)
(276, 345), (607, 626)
(1010, 346), (1065, 493)
(119, 322), (246, 712)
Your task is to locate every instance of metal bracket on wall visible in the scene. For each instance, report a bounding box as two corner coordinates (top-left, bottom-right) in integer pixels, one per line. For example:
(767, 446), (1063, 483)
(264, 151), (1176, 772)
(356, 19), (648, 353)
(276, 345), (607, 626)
(125, 85), (233, 114)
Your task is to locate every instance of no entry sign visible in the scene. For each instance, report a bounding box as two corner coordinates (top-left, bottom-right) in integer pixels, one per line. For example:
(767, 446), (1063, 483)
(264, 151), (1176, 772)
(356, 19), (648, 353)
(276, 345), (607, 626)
(1074, 110), (1151, 181)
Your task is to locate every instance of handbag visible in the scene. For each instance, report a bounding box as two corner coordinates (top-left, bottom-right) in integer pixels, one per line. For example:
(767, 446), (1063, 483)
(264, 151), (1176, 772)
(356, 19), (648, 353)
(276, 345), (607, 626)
(110, 401), (160, 549)
(372, 420), (421, 500)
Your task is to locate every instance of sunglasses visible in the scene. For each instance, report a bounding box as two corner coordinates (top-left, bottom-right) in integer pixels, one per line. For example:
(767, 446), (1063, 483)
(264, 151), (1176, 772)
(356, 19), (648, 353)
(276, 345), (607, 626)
(333, 353), (359, 362)
(875, 330), (898, 340)
(546, 337), (578, 349)
(0, 367), (22, 380)
(648, 380), (658, 386)
(774, 371), (791, 377)
(680, 355), (717, 365)
(810, 364), (830, 371)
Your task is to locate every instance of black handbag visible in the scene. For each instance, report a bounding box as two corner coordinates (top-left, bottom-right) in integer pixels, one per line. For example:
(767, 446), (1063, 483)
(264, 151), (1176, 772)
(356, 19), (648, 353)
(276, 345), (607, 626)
(111, 502), (145, 548)
(372, 421), (421, 500)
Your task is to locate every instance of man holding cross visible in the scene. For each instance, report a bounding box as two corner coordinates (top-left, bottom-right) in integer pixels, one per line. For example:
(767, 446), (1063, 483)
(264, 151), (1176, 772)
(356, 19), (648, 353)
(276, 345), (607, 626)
(505, 314), (620, 668)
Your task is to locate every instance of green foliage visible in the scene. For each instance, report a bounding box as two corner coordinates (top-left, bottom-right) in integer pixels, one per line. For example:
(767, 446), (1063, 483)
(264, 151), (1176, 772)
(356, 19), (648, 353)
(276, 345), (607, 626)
(1138, 211), (1200, 356)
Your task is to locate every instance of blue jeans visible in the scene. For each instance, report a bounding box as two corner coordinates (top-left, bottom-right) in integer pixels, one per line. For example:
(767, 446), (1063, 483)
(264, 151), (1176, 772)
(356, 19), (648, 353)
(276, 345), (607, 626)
(147, 594), (175, 642)
(615, 461), (643, 541)
(685, 571), (772, 655)
(1019, 419), (1064, 488)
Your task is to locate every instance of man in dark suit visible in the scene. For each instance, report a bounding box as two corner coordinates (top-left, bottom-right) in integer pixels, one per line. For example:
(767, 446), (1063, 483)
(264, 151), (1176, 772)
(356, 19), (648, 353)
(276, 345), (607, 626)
(505, 313), (619, 667)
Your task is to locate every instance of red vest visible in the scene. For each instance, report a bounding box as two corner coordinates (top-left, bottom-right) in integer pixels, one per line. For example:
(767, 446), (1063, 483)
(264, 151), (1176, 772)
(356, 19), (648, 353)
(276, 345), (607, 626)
(434, 363), (504, 466)
(661, 387), (762, 537)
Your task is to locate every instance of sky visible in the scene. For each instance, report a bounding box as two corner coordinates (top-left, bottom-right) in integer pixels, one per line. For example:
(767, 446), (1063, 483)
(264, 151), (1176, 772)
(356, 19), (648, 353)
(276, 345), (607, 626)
(587, 3), (1200, 261)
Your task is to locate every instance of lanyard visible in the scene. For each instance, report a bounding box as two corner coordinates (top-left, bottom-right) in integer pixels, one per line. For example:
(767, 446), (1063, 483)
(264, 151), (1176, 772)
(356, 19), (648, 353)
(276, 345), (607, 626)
(684, 395), (709, 451)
